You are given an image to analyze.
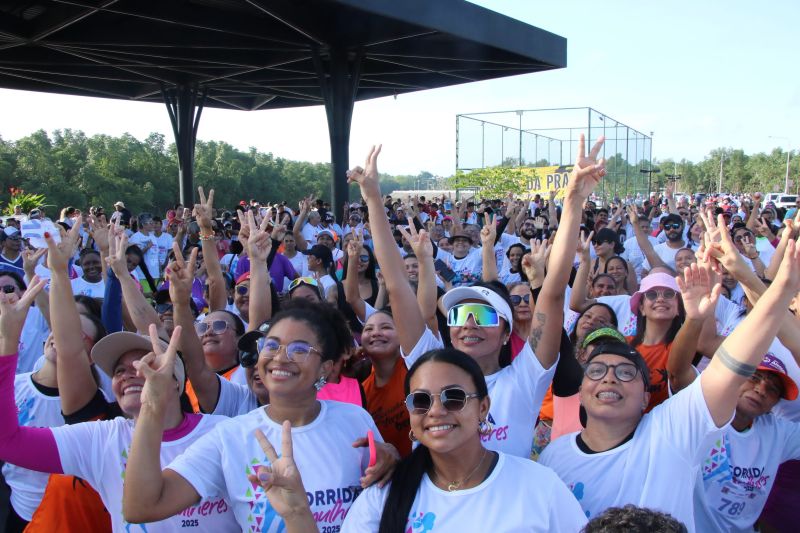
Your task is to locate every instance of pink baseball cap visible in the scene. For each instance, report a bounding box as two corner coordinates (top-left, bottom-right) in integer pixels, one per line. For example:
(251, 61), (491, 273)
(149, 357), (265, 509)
(630, 272), (680, 313)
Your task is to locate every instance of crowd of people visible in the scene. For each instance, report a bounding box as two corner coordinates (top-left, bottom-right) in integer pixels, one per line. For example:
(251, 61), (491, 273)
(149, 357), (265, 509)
(0, 136), (797, 532)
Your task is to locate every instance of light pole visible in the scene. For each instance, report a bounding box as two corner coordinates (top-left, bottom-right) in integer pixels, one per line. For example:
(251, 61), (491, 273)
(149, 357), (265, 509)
(640, 168), (660, 198)
(768, 136), (792, 193)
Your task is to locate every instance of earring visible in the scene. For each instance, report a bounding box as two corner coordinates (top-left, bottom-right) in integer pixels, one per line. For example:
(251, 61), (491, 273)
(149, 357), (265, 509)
(313, 375), (327, 391)
(479, 419), (493, 437)
(408, 430), (418, 442)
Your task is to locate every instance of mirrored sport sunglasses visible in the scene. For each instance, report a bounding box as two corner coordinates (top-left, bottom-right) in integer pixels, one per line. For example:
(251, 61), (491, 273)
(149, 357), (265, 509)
(584, 361), (640, 382)
(510, 294), (530, 306)
(256, 337), (320, 363)
(446, 303), (500, 328)
(405, 387), (480, 415)
(288, 277), (319, 292)
(643, 288), (677, 301)
(195, 320), (230, 336)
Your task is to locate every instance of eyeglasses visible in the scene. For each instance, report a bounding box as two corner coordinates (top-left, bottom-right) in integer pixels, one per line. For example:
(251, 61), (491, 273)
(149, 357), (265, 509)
(195, 320), (230, 336)
(405, 387), (480, 415)
(236, 285), (249, 295)
(664, 223), (682, 230)
(447, 303), (500, 328)
(358, 254), (370, 263)
(155, 303), (173, 314)
(510, 294), (530, 306)
(748, 373), (782, 398)
(257, 337), (321, 363)
(584, 361), (640, 382)
(643, 288), (677, 301)
(0, 284), (17, 294)
(288, 277), (319, 292)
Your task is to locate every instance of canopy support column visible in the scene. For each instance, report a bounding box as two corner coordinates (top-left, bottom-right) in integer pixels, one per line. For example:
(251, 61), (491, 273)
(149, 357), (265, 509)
(163, 83), (207, 206)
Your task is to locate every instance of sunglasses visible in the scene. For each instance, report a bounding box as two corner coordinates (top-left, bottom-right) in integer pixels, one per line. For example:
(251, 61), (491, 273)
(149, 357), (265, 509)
(1, 284), (17, 294)
(664, 223), (682, 230)
(446, 303), (500, 328)
(584, 361), (640, 382)
(593, 239), (615, 246)
(236, 285), (249, 296)
(643, 288), (677, 301)
(154, 303), (173, 314)
(195, 320), (229, 336)
(257, 338), (320, 363)
(510, 294), (530, 306)
(733, 234), (754, 243)
(359, 254), (370, 263)
(405, 387), (480, 415)
(288, 277), (319, 292)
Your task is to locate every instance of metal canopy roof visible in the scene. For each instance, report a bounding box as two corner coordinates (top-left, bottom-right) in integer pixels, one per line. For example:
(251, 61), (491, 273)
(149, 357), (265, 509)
(0, 0), (566, 109)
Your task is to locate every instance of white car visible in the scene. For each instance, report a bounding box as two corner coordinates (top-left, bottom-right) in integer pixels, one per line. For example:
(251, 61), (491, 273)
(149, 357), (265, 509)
(774, 194), (798, 210)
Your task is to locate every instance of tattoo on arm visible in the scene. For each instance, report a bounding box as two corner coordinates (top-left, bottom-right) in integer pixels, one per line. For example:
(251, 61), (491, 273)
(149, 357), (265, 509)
(715, 345), (757, 378)
(529, 312), (547, 352)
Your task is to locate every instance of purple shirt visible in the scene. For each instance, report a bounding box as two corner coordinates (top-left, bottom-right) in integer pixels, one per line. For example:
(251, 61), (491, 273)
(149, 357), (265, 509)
(235, 254), (297, 292)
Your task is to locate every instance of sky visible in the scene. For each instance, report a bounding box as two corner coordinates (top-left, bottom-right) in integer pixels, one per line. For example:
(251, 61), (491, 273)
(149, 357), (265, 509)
(0, 0), (798, 178)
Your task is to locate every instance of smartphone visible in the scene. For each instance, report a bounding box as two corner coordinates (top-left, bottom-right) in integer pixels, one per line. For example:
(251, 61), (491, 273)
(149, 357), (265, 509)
(434, 259), (456, 282)
(367, 430), (377, 468)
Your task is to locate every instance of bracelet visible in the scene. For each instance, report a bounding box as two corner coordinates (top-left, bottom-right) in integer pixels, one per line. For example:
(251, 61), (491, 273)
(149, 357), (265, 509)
(199, 232), (215, 241)
(715, 346), (757, 378)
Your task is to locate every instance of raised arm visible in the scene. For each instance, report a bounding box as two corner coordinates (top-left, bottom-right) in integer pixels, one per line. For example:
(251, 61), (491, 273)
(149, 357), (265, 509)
(700, 217), (800, 427)
(480, 213), (499, 282)
(107, 229), (164, 337)
(398, 219), (438, 334)
(22, 248), (50, 325)
(292, 197), (313, 252)
(246, 210), (274, 330)
(343, 231), (367, 322)
(347, 146), (426, 353)
(669, 263), (721, 393)
(168, 244), (219, 413)
(547, 189), (559, 229)
(569, 230), (596, 313)
(765, 211), (800, 280)
(123, 325), (202, 523)
(0, 277), (63, 474)
(88, 214), (111, 282)
(195, 187), (227, 312)
(627, 205), (666, 271)
(527, 134), (606, 368)
(45, 224), (100, 415)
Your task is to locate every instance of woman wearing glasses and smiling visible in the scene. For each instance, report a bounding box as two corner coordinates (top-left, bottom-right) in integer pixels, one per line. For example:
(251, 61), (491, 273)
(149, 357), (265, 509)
(342, 349), (586, 532)
(348, 137), (608, 459)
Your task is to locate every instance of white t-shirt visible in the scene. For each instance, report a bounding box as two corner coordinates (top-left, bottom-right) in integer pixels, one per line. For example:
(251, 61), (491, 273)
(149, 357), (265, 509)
(168, 401), (380, 532)
(435, 248), (482, 287)
(641, 242), (683, 271)
(285, 252), (307, 279)
(714, 296), (745, 337)
(51, 414), (237, 533)
(622, 234), (659, 280)
(70, 277), (105, 299)
(403, 328), (556, 458)
(766, 339), (800, 423)
(154, 232), (173, 270)
(693, 413), (800, 533)
(128, 231), (160, 279)
(211, 374), (258, 417)
(18, 306), (49, 375)
(539, 378), (726, 529)
(343, 452), (587, 532)
(301, 222), (323, 245)
(596, 294), (636, 336)
(2, 373), (64, 520)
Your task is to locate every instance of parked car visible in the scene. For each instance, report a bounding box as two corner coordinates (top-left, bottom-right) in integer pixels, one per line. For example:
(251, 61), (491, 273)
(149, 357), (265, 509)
(774, 194), (798, 210)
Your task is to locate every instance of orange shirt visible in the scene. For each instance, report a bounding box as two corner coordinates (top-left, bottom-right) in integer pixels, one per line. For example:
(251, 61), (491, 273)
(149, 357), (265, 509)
(185, 366), (239, 413)
(626, 336), (672, 411)
(538, 385), (554, 421)
(363, 358), (411, 457)
(25, 476), (110, 533)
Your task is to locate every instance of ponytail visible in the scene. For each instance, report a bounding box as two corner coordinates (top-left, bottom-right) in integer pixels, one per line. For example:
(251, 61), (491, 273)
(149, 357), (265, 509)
(378, 445), (432, 533)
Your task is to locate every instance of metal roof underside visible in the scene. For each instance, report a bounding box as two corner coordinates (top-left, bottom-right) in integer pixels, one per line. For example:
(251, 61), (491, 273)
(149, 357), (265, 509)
(0, 0), (567, 111)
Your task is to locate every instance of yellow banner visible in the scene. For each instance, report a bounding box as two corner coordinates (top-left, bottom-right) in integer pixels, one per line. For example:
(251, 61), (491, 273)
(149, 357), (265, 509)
(521, 165), (573, 198)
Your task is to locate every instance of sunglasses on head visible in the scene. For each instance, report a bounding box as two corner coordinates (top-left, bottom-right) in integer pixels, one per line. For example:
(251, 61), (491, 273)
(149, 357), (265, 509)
(195, 320), (229, 336)
(405, 387), (480, 415)
(257, 337), (320, 363)
(510, 294), (530, 306)
(154, 303), (173, 314)
(0, 284), (17, 294)
(584, 361), (640, 382)
(643, 288), (677, 301)
(446, 303), (500, 328)
(665, 223), (682, 230)
(288, 277), (319, 292)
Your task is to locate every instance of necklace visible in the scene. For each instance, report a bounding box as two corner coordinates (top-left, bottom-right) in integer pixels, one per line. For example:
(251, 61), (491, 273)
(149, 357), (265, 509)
(433, 449), (488, 492)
